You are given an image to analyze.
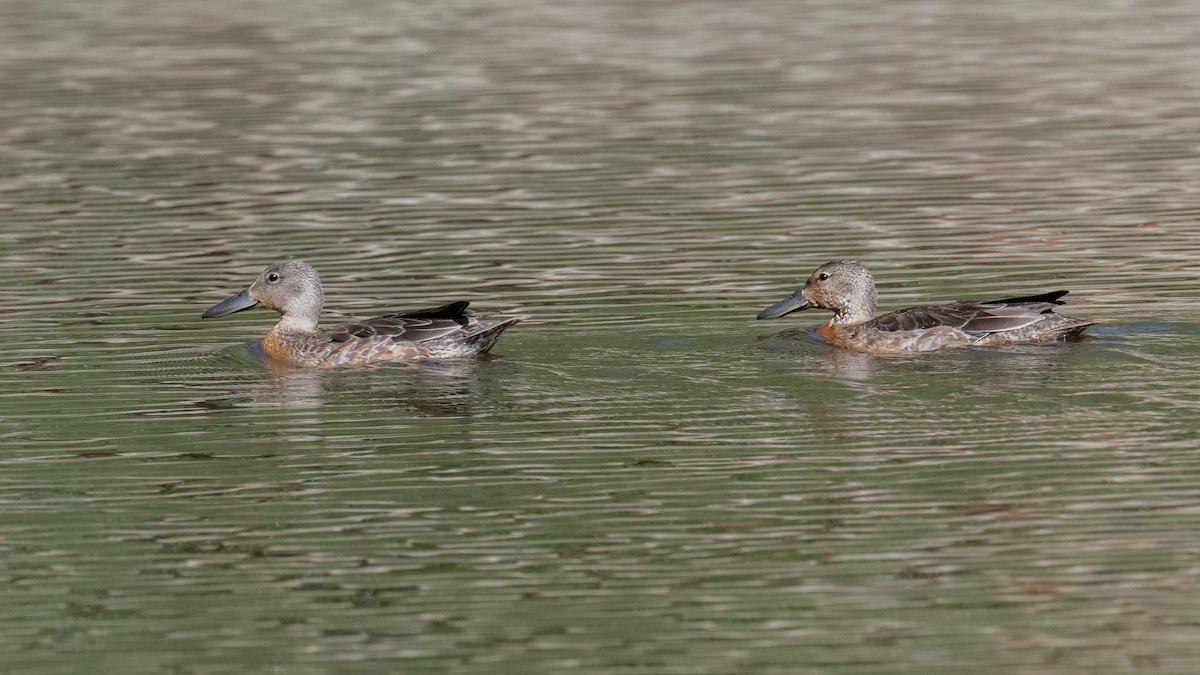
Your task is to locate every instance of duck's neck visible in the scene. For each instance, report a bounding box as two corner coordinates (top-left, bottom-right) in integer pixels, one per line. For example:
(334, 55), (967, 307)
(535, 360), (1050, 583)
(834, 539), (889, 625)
(274, 312), (320, 334)
(832, 298), (876, 325)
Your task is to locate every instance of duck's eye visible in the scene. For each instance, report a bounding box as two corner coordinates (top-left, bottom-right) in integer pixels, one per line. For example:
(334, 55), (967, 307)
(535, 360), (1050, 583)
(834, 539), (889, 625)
(266, 272), (281, 283)
(817, 273), (830, 281)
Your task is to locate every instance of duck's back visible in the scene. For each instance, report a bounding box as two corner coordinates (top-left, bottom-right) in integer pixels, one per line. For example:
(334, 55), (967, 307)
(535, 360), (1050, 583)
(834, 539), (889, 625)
(868, 291), (1070, 334)
(329, 301), (476, 343)
(839, 291), (1094, 352)
(271, 302), (525, 366)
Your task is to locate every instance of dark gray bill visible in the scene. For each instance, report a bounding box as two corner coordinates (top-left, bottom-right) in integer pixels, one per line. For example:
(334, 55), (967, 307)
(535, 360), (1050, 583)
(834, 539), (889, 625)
(756, 292), (814, 320)
(202, 287), (258, 319)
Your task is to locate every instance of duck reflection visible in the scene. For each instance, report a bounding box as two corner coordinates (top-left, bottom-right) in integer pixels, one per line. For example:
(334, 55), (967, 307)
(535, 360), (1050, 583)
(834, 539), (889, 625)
(265, 356), (500, 413)
(758, 326), (1092, 383)
(758, 328), (880, 380)
(221, 340), (503, 413)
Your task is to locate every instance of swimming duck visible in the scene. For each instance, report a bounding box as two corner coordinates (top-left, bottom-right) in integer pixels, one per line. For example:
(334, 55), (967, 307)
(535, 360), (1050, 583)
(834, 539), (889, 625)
(757, 260), (1095, 354)
(202, 260), (525, 366)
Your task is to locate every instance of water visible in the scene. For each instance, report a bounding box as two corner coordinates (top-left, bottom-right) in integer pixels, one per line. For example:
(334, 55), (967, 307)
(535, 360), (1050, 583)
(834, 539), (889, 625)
(3, 0), (1200, 672)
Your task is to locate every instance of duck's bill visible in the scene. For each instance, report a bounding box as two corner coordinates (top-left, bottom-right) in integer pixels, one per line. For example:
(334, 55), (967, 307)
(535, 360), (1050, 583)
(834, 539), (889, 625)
(202, 287), (258, 319)
(756, 292), (814, 320)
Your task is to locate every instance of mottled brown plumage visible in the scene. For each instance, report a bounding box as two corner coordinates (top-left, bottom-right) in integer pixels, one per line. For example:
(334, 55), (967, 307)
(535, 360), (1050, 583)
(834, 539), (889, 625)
(202, 261), (525, 366)
(757, 260), (1095, 354)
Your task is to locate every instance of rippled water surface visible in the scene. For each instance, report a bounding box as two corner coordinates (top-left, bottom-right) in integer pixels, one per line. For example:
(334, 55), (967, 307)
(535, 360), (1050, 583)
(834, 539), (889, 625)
(4, 0), (1200, 672)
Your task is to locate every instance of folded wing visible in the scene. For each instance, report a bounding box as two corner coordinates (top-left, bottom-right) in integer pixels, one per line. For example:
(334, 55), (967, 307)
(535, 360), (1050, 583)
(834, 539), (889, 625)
(326, 301), (478, 344)
(868, 291), (1071, 336)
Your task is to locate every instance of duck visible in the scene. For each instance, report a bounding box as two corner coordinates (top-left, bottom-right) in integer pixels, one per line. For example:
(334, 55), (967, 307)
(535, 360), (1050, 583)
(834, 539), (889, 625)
(757, 260), (1095, 354)
(202, 260), (525, 366)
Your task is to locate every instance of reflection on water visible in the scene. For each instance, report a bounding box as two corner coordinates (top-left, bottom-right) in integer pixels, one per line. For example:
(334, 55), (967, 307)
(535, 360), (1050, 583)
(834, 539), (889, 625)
(3, 0), (1200, 672)
(182, 342), (513, 417)
(757, 325), (1102, 382)
(760, 327), (888, 380)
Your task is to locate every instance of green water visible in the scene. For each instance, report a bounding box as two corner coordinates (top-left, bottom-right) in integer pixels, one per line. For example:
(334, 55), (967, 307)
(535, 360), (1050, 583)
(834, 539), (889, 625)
(3, 0), (1200, 673)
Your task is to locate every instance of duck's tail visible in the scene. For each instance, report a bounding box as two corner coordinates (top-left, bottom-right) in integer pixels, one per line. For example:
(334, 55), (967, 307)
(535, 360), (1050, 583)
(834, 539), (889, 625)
(1056, 318), (1098, 341)
(461, 314), (529, 355)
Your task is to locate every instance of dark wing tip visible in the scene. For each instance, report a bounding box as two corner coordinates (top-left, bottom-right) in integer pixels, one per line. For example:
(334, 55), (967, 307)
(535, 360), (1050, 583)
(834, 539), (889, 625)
(988, 290), (1070, 305)
(400, 301), (471, 321)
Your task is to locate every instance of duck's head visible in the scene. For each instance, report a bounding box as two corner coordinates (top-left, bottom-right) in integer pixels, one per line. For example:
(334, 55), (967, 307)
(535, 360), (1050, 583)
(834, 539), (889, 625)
(202, 260), (325, 332)
(757, 260), (877, 323)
